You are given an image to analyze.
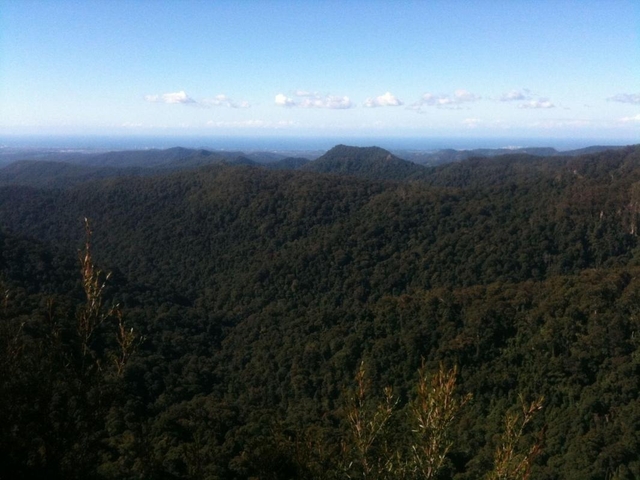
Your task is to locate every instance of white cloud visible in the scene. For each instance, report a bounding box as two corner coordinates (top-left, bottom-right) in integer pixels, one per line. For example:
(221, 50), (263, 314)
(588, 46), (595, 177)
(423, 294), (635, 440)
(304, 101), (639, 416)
(500, 89), (531, 102)
(518, 99), (555, 109)
(145, 91), (249, 108)
(202, 94), (250, 108)
(421, 94), (455, 107)
(276, 91), (354, 109)
(275, 93), (296, 107)
(410, 89), (480, 112)
(608, 93), (640, 104)
(145, 90), (196, 104)
(452, 89), (481, 103)
(496, 90), (556, 110)
(301, 95), (353, 109)
(620, 114), (640, 123)
(363, 92), (403, 108)
(163, 91), (195, 104)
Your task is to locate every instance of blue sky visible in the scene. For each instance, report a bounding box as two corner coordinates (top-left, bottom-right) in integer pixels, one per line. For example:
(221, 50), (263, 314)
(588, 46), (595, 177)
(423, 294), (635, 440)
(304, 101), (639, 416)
(1, 0), (639, 144)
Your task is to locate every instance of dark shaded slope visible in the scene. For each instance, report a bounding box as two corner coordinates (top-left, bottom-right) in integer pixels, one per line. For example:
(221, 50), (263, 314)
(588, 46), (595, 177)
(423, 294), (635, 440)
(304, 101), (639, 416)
(0, 160), (148, 189)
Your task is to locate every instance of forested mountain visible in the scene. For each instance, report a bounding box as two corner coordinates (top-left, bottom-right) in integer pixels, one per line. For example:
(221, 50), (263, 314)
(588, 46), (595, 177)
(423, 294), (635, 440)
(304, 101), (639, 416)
(1, 144), (640, 479)
(302, 144), (428, 180)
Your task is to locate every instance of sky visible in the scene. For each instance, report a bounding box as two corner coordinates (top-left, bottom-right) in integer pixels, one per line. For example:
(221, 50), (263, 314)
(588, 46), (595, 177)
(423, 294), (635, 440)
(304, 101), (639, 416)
(1, 0), (639, 146)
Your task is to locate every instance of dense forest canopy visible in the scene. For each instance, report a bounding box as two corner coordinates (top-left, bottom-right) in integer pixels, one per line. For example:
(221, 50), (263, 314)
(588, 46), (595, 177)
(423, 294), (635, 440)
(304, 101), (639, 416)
(1, 144), (640, 479)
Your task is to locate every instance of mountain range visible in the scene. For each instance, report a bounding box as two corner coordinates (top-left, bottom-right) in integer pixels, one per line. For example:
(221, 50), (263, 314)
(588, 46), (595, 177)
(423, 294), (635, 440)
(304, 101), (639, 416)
(0, 142), (632, 189)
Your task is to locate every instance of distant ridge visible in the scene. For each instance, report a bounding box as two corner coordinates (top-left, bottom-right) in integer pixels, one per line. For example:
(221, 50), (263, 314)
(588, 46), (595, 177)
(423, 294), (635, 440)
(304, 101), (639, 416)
(73, 147), (231, 169)
(561, 145), (627, 156)
(394, 144), (629, 166)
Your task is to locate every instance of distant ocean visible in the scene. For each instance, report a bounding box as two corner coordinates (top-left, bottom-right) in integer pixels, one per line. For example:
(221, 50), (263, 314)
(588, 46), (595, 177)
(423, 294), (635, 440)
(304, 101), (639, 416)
(0, 134), (636, 152)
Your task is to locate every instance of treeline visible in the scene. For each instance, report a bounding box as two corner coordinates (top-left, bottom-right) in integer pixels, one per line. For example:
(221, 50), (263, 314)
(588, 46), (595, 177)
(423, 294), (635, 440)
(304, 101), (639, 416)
(0, 145), (640, 478)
